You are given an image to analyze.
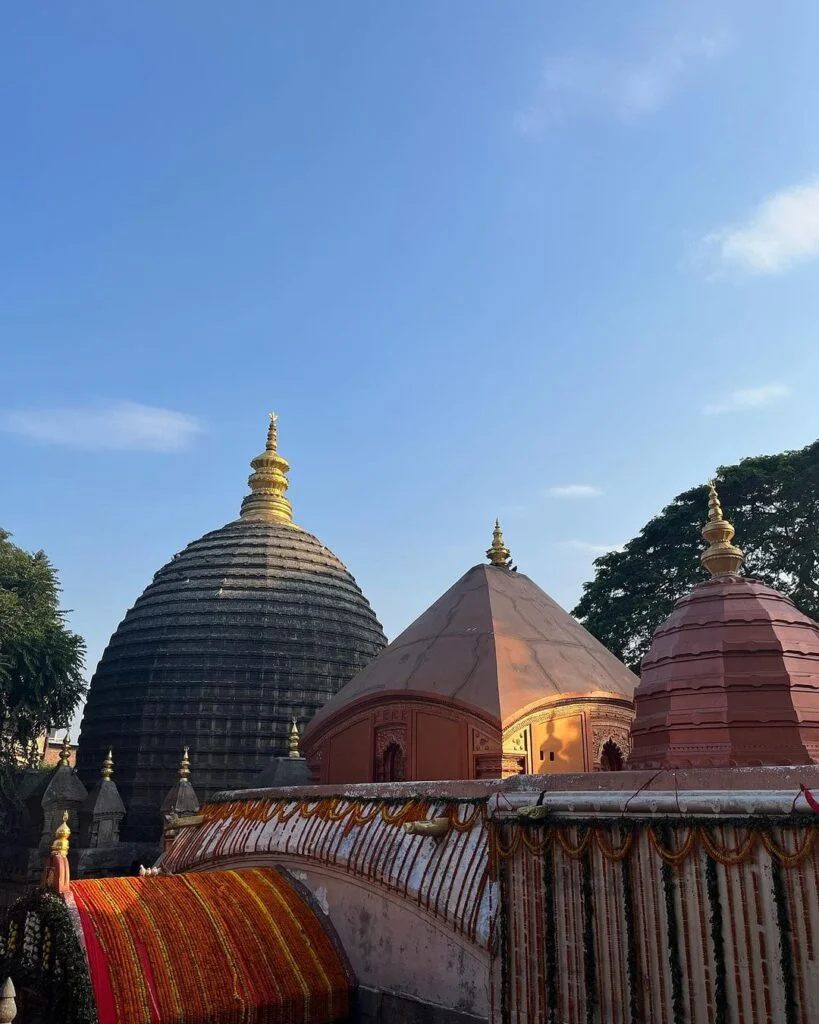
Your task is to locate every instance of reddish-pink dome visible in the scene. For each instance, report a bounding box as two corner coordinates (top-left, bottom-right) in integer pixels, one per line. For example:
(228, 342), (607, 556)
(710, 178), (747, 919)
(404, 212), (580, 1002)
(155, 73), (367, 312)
(628, 575), (819, 768)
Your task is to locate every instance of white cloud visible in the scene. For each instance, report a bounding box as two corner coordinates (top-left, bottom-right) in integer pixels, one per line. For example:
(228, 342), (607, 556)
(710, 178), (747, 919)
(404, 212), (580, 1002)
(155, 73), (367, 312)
(515, 33), (726, 133)
(558, 540), (624, 555)
(702, 383), (791, 416)
(0, 400), (203, 452)
(703, 180), (819, 275)
(547, 485), (603, 499)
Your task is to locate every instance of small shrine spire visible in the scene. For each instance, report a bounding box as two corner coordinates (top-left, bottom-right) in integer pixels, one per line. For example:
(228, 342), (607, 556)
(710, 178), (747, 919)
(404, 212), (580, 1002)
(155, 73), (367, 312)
(42, 810), (72, 893)
(701, 480), (743, 577)
(239, 412), (295, 525)
(486, 520), (512, 567)
(101, 749), (114, 780)
(52, 810), (71, 856)
(179, 746), (191, 783)
(58, 733), (72, 767)
(289, 719), (301, 759)
(162, 747), (200, 842)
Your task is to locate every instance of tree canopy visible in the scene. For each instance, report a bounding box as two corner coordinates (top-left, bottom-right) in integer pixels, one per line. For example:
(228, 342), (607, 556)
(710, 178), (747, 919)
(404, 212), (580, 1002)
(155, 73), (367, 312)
(0, 530), (86, 763)
(572, 439), (819, 672)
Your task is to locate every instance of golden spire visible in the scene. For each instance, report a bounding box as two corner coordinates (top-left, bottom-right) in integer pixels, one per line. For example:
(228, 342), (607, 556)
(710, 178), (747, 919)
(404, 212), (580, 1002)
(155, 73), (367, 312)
(289, 719), (301, 759)
(52, 810), (71, 857)
(701, 480), (743, 577)
(58, 733), (71, 767)
(101, 749), (114, 780)
(179, 746), (191, 783)
(486, 519), (512, 567)
(239, 412), (295, 525)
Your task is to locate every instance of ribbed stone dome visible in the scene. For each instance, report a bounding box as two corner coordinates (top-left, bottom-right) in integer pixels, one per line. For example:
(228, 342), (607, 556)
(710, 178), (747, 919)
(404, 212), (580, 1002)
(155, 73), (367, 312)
(629, 575), (819, 769)
(629, 483), (819, 769)
(76, 417), (386, 837)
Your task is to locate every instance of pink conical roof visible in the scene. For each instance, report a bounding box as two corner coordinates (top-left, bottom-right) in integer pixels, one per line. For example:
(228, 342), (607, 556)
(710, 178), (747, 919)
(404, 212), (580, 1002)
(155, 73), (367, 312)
(306, 564), (637, 736)
(629, 575), (819, 768)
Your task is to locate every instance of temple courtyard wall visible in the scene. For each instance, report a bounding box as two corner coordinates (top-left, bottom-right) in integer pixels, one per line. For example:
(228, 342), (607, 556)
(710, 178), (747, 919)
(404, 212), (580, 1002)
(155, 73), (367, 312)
(157, 767), (819, 1024)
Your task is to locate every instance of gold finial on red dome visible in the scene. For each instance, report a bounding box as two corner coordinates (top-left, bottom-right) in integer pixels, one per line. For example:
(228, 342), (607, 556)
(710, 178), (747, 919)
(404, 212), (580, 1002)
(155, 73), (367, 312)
(701, 480), (743, 577)
(487, 520), (512, 567)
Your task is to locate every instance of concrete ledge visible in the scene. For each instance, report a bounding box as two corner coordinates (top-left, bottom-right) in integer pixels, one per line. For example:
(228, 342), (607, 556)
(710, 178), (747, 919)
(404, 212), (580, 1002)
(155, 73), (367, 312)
(353, 987), (487, 1024)
(212, 764), (819, 807)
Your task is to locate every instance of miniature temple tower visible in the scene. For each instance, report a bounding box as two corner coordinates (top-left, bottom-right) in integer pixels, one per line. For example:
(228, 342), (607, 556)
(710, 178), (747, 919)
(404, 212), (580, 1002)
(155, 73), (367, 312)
(41, 811), (71, 894)
(31, 734), (88, 854)
(80, 749), (126, 848)
(161, 747), (200, 822)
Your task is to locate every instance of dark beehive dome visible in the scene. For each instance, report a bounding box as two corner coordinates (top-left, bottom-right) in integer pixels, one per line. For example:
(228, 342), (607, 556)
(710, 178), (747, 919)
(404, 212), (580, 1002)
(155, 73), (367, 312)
(76, 416), (386, 837)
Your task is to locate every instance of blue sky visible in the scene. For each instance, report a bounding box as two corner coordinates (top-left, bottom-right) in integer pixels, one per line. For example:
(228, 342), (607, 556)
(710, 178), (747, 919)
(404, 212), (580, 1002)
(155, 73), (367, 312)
(3, 2), (819, 729)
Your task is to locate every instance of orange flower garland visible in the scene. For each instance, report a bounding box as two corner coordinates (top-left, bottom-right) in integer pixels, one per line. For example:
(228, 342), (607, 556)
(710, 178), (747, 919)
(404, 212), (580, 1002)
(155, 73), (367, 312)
(71, 867), (352, 1024)
(489, 820), (819, 871)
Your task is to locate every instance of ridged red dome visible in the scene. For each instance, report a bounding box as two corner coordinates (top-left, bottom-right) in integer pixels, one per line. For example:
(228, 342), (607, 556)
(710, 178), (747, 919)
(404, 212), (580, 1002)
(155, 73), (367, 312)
(629, 575), (819, 768)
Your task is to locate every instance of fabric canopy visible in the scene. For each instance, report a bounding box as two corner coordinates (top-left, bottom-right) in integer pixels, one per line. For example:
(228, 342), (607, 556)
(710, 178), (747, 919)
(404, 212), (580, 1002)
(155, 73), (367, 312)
(70, 867), (352, 1024)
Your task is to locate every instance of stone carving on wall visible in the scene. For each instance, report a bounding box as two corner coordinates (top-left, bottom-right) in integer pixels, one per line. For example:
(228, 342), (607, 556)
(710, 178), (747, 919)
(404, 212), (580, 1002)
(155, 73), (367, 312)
(474, 753), (525, 779)
(472, 728), (496, 754)
(374, 724), (407, 783)
(373, 706), (409, 725)
(503, 729), (527, 754)
(592, 724), (632, 769)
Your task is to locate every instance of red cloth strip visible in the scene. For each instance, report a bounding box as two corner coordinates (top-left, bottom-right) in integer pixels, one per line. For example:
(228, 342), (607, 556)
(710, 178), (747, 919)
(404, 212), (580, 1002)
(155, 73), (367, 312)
(72, 885), (118, 1024)
(801, 783), (819, 812)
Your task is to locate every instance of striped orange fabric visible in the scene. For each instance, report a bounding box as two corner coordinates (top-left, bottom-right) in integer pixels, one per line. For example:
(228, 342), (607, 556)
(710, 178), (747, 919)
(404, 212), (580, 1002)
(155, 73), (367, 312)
(71, 867), (352, 1024)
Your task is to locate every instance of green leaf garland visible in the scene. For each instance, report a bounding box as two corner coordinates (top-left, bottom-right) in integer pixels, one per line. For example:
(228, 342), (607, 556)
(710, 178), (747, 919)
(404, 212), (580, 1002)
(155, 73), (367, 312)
(620, 829), (640, 1024)
(580, 840), (598, 1024)
(656, 827), (685, 1024)
(542, 843), (558, 1024)
(704, 852), (727, 1024)
(771, 856), (798, 1024)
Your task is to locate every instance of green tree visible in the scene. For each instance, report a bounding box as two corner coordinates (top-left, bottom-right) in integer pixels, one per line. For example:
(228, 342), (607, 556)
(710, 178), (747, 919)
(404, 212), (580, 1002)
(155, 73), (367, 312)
(0, 530), (86, 762)
(572, 440), (819, 672)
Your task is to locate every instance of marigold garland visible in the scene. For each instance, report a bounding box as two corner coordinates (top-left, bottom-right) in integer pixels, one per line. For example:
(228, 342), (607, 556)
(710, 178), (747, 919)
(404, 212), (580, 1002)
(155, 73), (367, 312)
(1, 887), (97, 1024)
(202, 794), (488, 827)
(491, 814), (817, 1022)
(491, 814), (819, 870)
(71, 867), (351, 1024)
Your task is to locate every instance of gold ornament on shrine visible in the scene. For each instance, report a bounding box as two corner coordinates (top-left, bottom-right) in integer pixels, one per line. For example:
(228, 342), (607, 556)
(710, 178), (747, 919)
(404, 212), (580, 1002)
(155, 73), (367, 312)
(289, 719), (301, 759)
(58, 733), (72, 767)
(240, 412), (295, 525)
(701, 480), (744, 577)
(487, 520), (512, 567)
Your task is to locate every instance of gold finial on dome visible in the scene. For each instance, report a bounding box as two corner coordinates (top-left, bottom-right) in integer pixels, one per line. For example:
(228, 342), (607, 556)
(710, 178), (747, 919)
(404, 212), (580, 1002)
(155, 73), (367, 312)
(239, 412), (295, 525)
(179, 746), (191, 782)
(487, 519), (512, 567)
(52, 810), (71, 857)
(701, 480), (743, 577)
(289, 719), (301, 759)
(101, 749), (114, 780)
(58, 733), (71, 767)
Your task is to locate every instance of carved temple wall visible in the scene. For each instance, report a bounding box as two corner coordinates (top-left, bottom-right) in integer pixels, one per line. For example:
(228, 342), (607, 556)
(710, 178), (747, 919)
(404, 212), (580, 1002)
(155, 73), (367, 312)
(303, 692), (635, 786)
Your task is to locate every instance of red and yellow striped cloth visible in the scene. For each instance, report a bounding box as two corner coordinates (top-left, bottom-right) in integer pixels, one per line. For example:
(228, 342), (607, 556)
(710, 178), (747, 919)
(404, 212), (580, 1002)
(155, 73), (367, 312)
(71, 867), (352, 1024)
